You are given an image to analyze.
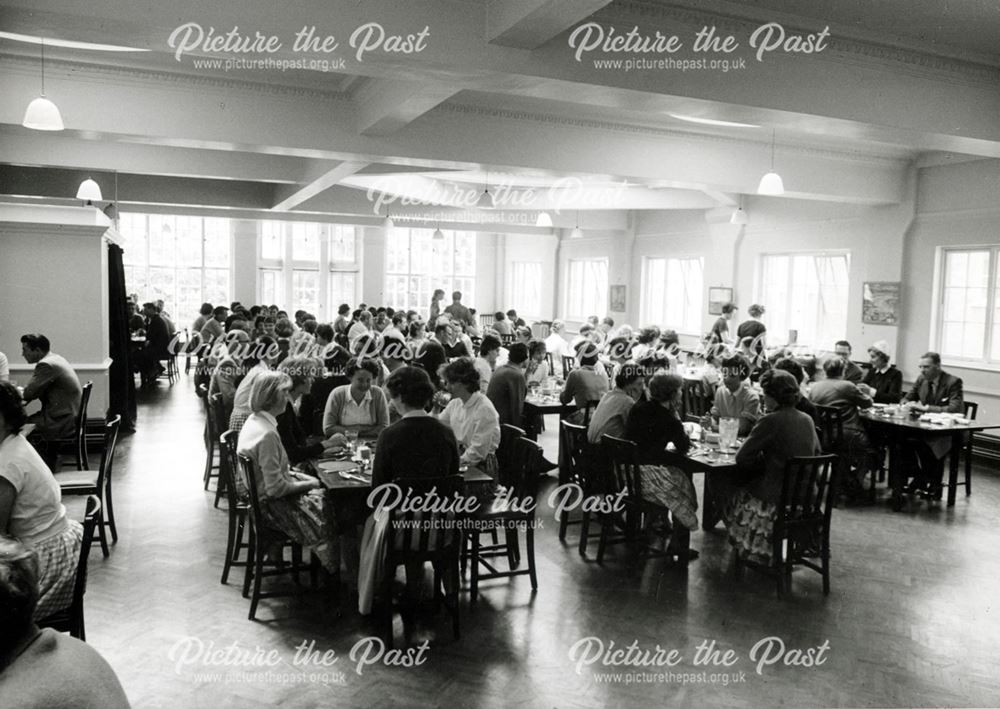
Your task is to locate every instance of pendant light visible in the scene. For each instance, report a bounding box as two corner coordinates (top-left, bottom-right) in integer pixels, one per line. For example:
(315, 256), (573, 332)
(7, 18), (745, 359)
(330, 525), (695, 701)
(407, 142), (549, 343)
(569, 210), (583, 239)
(535, 212), (553, 227)
(76, 177), (103, 204)
(22, 38), (65, 131)
(757, 129), (784, 195)
(478, 170), (495, 209)
(433, 226), (445, 240)
(382, 207), (394, 231)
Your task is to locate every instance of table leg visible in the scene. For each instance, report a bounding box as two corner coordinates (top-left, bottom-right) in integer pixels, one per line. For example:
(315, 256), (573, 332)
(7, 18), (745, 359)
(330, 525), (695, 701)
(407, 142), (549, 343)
(701, 474), (721, 531)
(888, 438), (904, 511)
(947, 432), (960, 507)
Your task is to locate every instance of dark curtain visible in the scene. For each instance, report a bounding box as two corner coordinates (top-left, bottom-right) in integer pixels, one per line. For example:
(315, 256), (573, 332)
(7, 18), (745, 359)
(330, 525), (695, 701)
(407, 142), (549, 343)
(107, 243), (137, 431)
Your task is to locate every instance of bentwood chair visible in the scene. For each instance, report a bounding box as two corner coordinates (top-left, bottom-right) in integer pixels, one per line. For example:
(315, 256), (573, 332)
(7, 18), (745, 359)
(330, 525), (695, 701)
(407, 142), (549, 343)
(681, 379), (711, 420)
(38, 495), (102, 640)
(383, 475), (463, 646)
(210, 394), (231, 508)
(544, 352), (555, 377)
(561, 355), (576, 379)
(236, 453), (317, 621)
(59, 416), (122, 557)
(466, 437), (544, 603)
(55, 381), (93, 470)
(202, 388), (222, 491)
(218, 431), (252, 587)
(733, 454), (838, 597)
(558, 421), (611, 555)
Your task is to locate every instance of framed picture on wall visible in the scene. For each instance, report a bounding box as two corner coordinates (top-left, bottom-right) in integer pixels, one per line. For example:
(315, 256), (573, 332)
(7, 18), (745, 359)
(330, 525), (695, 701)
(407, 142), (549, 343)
(708, 287), (733, 315)
(609, 284), (627, 312)
(862, 281), (901, 325)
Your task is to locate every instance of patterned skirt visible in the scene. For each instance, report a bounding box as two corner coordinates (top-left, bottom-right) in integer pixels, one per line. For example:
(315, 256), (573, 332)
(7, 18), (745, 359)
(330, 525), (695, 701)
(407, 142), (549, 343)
(727, 489), (777, 565)
(261, 490), (339, 571)
(32, 519), (84, 620)
(638, 465), (699, 530)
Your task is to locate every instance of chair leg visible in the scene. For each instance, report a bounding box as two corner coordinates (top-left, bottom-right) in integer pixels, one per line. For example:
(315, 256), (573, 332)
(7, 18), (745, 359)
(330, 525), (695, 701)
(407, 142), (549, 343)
(558, 508), (569, 541)
(203, 437), (215, 490)
(526, 523), (538, 590)
(222, 508), (238, 584)
(249, 541), (265, 620)
(822, 543), (831, 596)
(105, 480), (118, 544)
(471, 533), (480, 603)
(383, 561), (395, 648)
(597, 513), (610, 564)
(965, 440), (973, 496)
(214, 472), (227, 509)
(578, 510), (591, 555)
(96, 509), (110, 558)
(449, 558), (460, 640)
(242, 525), (255, 599)
(77, 608), (86, 642)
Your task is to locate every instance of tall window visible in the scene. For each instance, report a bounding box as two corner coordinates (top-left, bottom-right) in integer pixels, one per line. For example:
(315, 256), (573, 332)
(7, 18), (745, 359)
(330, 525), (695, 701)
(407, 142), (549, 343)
(641, 257), (704, 334)
(757, 252), (850, 348)
(508, 262), (543, 319)
(936, 247), (1000, 365)
(119, 213), (231, 321)
(257, 222), (361, 315)
(385, 229), (476, 316)
(565, 258), (608, 320)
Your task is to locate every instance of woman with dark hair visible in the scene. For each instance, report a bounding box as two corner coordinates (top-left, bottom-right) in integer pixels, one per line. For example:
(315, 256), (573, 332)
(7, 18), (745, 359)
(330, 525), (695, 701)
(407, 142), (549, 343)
(623, 373), (700, 557)
(631, 326), (661, 361)
(736, 304), (767, 355)
(428, 288), (446, 327)
(492, 311), (513, 336)
(333, 303), (352, 335)
(437, 358), (501, 476)
(276, 357), (345, 464)
(725, 369), (821, 565)
(359, 366), (461, 614)
(0, 382), (82, 620)
(322, 358), (390, 438)
(773, 357), (818, 422)
(525, 340), (549, 386)
(0, 537), (130, 707)
(192, 301), (214, 336)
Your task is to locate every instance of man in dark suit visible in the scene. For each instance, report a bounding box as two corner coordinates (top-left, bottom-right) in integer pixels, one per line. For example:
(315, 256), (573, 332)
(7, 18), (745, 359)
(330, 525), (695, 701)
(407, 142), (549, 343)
(20, 334), (83, 469)
(834, 340), (864, 384)
(138, 302), (171, 387)
(487, 342), (528, 429)
(896, 351), (964, 504)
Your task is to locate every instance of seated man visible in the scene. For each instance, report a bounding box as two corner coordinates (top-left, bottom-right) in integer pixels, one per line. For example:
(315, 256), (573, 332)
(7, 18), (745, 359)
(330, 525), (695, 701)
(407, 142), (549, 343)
(709, 355), (762, 437)
(833, 340), (864, 384)
(19, 334), (83, 468)
(486, 342), (528, 429)
(897, 351), (964, 503)
(137, 301), (172, 387)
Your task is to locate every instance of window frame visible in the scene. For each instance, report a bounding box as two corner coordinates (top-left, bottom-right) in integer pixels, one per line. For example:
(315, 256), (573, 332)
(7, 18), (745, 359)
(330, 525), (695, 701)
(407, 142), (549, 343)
(564, 257), (609, 322)
(508, 261), (544, 321)
(383, 227), (477, 317)
(639, 255), (705, 336)
(754, 250), (852, 350)
(932, 245), (1000, 370)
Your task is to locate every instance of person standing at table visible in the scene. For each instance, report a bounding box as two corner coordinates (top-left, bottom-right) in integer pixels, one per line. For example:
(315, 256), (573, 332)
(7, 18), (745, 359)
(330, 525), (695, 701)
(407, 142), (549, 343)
(428, 289), (446, 328)
(898, 351), (964, 502)
(833, 340), (864, 384)
(443, 290), (474, 328)
(708, 355), (762, 437)
(707, 302), (737, 350)
(736, 304), (767, 354)
(487, 343), (528, 429)
(861, 340), (903, 404)
(19, 335), (82, 467)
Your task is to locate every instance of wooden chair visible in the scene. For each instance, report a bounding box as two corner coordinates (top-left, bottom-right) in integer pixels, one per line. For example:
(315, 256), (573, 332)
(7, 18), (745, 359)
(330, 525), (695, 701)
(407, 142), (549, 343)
(202, 387), (222, 491)
(733, 454), (839, 597)
(210, 394), (231, 508)
(383, 474), (463, 646)
(37, 495), (102, 640)
(467, 437), (544, 603)
(500, 333), (515, 346)
(218, 431), (252, 587)
(600, 435), (674, 563)
(558, 421), (609, 555)
(544, 352), (555, 377)
(561, 355), (575, 379)
(55, 381), (93, 470)
(952, 400), (979, 497)
(236, 453), (317, 620)
(682, 379), (711, 419)
(59, 416), (122, 557)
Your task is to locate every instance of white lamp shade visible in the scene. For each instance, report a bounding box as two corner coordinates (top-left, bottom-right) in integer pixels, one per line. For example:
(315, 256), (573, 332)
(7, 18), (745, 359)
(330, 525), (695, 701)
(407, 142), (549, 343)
(477, 189), (494, 209)
(382, 216), (395, 230)
(569, 226), (583, 239)
(22, 96), (64, 131)
(730, 207), (749, 225)
(433, 228), (445, 240)
(757, 171), (784, 195)
(76, 178), (102, 202)
(535, 212), (553, 227)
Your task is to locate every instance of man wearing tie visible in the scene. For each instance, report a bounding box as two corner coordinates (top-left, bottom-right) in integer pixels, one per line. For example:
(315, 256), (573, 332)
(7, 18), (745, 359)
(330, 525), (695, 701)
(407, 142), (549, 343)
(20, 333), (83, 469)
(898, 351), (963, 504)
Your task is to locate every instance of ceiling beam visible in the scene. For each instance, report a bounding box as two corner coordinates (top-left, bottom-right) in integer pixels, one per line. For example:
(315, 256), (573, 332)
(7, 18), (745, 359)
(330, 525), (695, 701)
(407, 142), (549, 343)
(352, 78), (461, 136)
(271, 160), (369, 211)
(486, 0), (613, 49)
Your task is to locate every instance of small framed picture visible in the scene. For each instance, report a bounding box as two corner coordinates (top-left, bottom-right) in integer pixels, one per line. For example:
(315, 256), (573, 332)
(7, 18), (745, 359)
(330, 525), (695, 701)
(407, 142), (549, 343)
(708, 287), (733, 315)
(609, 285), (627, 312)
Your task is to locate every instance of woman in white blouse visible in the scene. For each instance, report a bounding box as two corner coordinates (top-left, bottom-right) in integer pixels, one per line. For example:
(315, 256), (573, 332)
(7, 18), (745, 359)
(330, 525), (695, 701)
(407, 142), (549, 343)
(437, 358), (501, 478)
(525, 340), (549, 386)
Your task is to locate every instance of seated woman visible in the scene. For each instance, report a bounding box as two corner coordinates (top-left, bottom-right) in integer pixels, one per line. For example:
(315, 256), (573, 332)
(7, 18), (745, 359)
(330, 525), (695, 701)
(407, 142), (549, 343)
(228, 335), (278, 433)
(524, 340), (549, 387)
(623, 373), (700, 557)
(322, 358), (390, 439)
(0, 382), (82, 620)
(0, 537), (130, 707)
(437, 358), (501, 477)
(236, 371), (339, 573)
(809, 356), (875, 499)
(276, 357), (345, 464)
(725, 370), (821, 565)
(559, 341), (609, 421)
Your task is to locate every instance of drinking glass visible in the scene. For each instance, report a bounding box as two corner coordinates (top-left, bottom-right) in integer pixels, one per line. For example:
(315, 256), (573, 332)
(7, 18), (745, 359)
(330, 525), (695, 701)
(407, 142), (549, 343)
(719, 417), (739, 449)
(346, 430), (359, 452)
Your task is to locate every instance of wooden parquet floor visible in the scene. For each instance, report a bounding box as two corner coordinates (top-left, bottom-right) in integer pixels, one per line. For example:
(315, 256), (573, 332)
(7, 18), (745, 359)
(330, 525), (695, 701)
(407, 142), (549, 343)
(79, 376), (1000, 708)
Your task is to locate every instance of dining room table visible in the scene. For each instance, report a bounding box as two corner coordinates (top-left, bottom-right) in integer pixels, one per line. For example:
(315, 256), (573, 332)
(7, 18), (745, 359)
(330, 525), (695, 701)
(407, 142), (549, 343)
(859, 407), (1000, 507)
(662, 437), (741, 533)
